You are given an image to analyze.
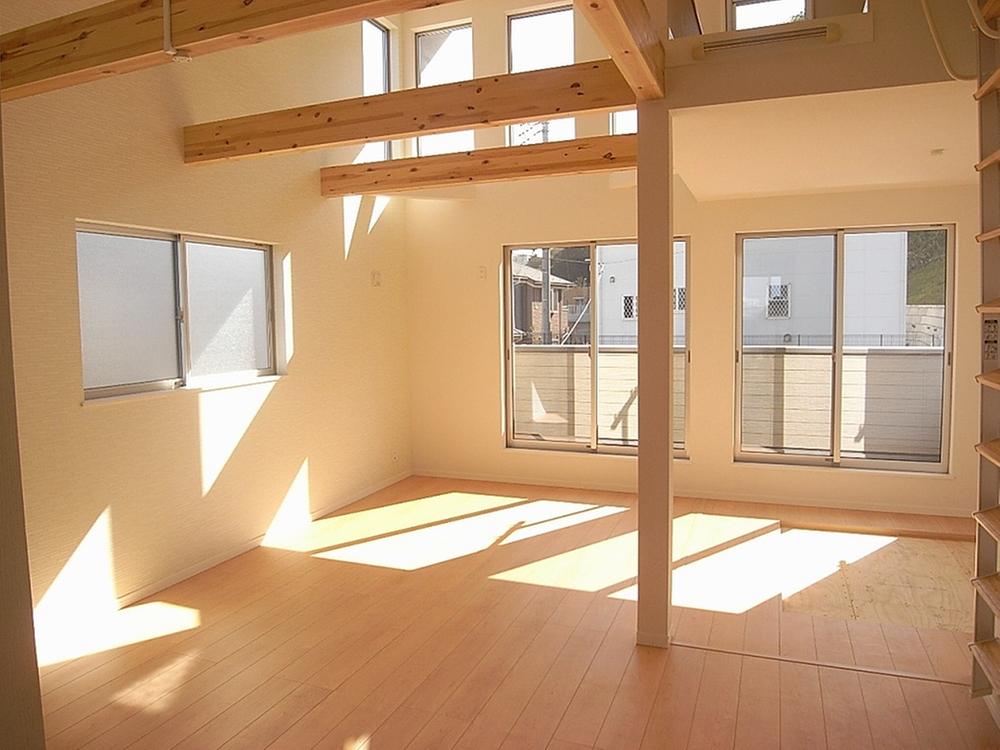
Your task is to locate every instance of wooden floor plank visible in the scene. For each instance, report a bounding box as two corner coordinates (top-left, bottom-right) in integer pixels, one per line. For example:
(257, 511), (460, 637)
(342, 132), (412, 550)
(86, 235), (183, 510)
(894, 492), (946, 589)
(858, 673), (920, 749)
(898, 678), (967, 748)
(818, 667), (874, 750)
(25, 477), (996, 750)
(779, 662), (827, 749)
(551, 604), (636, 747)
(638, 646), (705, 749)
(593, 646), (668, 749)
(733, 656), (780, 750)
(686, 650), (742, 749)
(501, 626), (606, 750)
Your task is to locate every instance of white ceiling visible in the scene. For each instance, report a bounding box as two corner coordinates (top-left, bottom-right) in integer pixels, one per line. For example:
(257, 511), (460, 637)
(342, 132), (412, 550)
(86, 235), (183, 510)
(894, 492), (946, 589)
(672, 80), (978, 201)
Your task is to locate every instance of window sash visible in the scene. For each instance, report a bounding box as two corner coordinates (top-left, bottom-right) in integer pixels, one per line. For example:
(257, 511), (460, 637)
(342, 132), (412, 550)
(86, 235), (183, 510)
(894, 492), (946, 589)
(727, 0), (812, 31)
(77, 224), (276, 400)
(504, 238), (690, 456)
(415, 23), (474, 156)
(506, 7), (574, 146)
(734, 225), (954, 473)
(363, 19), (392, 161)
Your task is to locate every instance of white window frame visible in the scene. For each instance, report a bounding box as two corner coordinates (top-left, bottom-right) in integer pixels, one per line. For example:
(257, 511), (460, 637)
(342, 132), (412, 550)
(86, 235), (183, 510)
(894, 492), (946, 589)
(734, 224), (954, 474)
(504, 237), (691, 457)
(415, 22), (474, 157)
(727, 0), (813, 32)
(78, 224), (276, 401)
(610, 108), (637, 136)
(506, 6), (574, 147)
(363, 19), (392, 161)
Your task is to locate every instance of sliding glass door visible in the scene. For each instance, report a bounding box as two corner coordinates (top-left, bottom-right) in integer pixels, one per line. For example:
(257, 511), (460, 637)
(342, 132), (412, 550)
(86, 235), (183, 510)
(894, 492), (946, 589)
(737, 226), (952, 471)
(506, 240), (688, 454)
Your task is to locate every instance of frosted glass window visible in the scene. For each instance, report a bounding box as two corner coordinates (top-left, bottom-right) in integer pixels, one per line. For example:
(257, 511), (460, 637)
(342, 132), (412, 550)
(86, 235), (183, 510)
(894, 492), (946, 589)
(76, 232), (180, 390)
(187, 242), (272, 378)
(416, 25), (475, 155)
(508, 8), (575, 146)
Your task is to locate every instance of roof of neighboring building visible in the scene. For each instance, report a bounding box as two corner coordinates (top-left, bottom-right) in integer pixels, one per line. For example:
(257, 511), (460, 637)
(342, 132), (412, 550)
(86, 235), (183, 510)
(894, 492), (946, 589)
(511, 258), (573, 287)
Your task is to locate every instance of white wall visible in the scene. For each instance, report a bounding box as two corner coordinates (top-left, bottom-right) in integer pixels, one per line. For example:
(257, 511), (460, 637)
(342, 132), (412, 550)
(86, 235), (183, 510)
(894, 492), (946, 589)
(1, 3), (413, 613)
(405, 176), (978, 516)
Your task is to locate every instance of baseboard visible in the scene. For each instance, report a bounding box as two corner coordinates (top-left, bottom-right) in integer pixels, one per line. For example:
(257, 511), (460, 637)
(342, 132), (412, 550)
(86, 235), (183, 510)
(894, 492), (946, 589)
(413, 467), (969, 518)
(116, 536), (264, 609)
(308, 469), (413, 522)
(636, 631), (672, 649)
(411, 467), (638, 495)
(115, 468), (413, 609)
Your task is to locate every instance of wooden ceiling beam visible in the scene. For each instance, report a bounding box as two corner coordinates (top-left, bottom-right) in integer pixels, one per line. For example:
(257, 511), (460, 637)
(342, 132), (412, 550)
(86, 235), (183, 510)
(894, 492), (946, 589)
(575, 0), (666, 100)
(0, 0), (460, 102)
(185, 59), (634, 164)
(320, 133), (637, 195)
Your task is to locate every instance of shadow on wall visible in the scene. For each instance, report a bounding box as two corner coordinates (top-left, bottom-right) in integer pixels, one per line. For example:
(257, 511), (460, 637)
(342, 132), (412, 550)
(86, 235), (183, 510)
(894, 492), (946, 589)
(30, 185), (398, 668)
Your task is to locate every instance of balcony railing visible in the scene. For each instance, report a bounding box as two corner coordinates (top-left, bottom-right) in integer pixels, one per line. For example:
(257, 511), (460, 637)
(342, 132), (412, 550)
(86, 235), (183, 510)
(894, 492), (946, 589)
(511, 345), (945, 461)
(511, 345), (685, 446)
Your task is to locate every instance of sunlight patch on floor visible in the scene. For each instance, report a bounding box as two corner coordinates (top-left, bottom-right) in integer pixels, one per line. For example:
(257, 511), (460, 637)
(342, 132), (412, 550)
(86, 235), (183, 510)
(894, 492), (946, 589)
(265, 491), (534, 553)
(313, 499), (615, 570)
(492, 532), (637, 591)
(36, 601), (200, 668)
(494, 523), (896, 615)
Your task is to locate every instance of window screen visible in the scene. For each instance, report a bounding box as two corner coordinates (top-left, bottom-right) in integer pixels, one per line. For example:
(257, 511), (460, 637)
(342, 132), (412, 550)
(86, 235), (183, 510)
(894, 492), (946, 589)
(187, 242), (272, 378)
(76, 231), (181, 391)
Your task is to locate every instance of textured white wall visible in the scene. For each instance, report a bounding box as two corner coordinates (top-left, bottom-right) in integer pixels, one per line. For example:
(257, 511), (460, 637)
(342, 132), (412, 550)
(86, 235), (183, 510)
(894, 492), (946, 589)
(405, 175), (978, 516)
(1, 7), (413, 606)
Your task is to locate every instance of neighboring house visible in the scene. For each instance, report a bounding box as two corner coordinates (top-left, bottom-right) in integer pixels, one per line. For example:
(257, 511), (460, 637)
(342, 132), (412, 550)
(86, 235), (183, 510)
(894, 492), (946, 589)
(596, 244), (686, 347)
(742, 232), (945, 347)
(510, 257), (576, 344)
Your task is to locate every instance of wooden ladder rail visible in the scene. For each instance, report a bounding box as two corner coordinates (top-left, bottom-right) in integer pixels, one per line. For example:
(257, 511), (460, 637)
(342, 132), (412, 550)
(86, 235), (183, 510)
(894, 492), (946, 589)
(974, 24), (1000, 721)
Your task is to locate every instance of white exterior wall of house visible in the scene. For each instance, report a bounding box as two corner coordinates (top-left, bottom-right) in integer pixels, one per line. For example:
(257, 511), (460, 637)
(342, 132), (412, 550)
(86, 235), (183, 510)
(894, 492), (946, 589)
(597, 243), (687, 344)
(741, 233), (910, 345)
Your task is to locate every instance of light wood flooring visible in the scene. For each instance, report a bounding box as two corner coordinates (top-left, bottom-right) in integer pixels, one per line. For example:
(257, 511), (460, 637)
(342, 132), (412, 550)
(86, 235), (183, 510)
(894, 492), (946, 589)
(36, 476), (999, 749)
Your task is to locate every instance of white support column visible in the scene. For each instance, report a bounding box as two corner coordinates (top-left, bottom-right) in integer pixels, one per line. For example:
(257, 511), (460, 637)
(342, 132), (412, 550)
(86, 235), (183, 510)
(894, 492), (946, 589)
(0, 101), (46, 748)
(636, 97), (673, 648)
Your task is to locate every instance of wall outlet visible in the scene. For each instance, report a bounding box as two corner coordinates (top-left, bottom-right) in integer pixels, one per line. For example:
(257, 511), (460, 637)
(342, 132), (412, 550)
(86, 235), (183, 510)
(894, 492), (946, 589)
(371, 270), (382, 288)
(478, 266), (487, 280)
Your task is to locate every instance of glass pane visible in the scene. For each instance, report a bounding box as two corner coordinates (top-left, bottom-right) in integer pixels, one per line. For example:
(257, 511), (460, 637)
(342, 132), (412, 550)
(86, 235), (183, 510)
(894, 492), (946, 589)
(594, 241), (686, 448)
(612, 109), (637, 135)
(509, 118), (575, 146)
(76, 232), (180, 390)
(734, 0), (807, 29)
(187, 242), (271, 378)
(362, 20), (390, 161)
(417, 25), (474, 155)
(741, 235), (835, 455)
(510, 246), (592, 443)
(841, 229), (947, 462)
(508, 9), (574, 145)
